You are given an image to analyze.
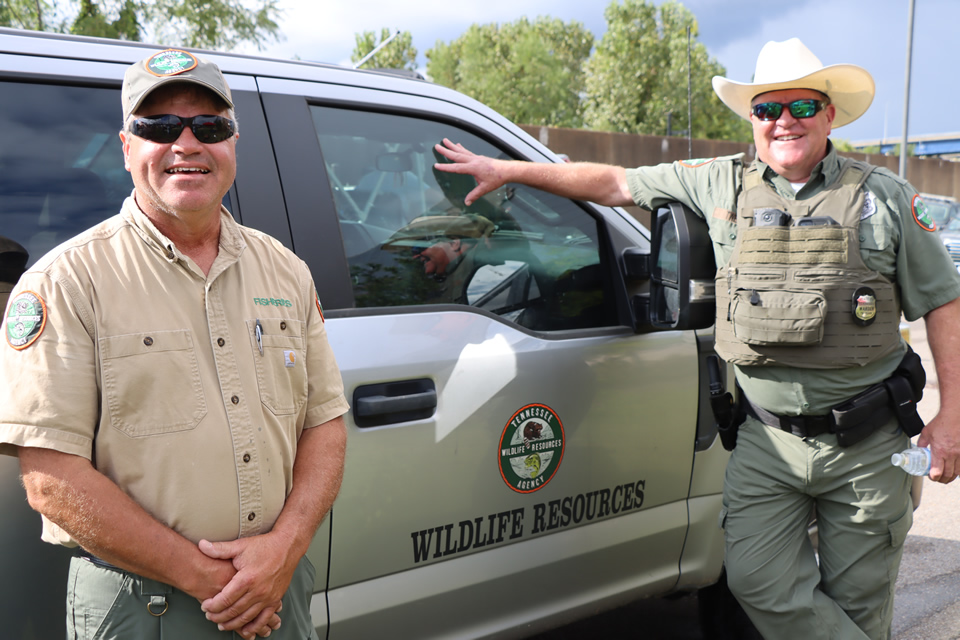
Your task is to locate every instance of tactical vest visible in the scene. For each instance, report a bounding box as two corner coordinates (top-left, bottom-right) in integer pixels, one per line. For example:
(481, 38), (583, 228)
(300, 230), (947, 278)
(714, 158), (902, 369)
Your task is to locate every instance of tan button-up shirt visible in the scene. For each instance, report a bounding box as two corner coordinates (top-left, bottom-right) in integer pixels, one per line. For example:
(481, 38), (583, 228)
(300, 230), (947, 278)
(0, 196), (349, 545)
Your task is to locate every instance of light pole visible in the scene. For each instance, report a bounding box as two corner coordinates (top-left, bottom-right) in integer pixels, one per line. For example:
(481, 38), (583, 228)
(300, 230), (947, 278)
(900, 0), (915, 179)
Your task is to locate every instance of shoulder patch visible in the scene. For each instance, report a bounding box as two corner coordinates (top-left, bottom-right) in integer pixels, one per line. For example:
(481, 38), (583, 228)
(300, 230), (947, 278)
(679, 158), (716, 168)
(5, 291), (47, 350)
(911, 194), (937, 231)
(316, 293), (325, 323)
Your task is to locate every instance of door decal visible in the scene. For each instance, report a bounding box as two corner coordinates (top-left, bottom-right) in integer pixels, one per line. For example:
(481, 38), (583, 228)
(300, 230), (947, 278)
(498, 403), (565, 493)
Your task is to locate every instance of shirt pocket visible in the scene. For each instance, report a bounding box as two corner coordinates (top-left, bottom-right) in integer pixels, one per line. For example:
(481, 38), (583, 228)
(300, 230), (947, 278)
(100, 330), (207, 437)
(708, 218), (738, 266)
(249, 317), (307, 416)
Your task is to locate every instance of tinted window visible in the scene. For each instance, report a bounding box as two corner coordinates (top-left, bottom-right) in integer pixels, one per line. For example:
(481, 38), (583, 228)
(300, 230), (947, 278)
(310, 106), (615, 331)
(0, 82), (132, 276)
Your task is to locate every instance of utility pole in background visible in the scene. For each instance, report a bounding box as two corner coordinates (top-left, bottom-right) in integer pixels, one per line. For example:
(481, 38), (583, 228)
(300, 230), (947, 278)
(900, 0), (915, 179)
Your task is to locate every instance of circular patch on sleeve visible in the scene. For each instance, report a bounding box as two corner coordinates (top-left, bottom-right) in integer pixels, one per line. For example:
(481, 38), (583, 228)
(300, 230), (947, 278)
(5, 291), (47, 350)
(911, 194), (937, 231)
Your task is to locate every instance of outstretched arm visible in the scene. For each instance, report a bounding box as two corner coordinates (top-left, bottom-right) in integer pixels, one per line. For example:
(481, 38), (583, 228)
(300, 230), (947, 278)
(433, 138), (634, 208)
(198, 415), (347, 637)
(918, 296), (960, 483)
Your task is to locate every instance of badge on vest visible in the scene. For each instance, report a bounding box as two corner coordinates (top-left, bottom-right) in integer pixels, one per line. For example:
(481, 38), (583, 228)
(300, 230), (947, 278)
(852, 286), (877, 326)
(861, 189), (877, 220)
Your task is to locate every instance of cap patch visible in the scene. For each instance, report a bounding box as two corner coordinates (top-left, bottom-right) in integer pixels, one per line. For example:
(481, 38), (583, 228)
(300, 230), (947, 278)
(911, 194), (936, 231)
(146, 50), (199, 77)
(5, 291), (47, 350)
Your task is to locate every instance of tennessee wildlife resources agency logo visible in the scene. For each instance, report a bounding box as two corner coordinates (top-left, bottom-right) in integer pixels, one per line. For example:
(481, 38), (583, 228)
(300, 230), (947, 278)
(499, 403), (565, 493)
(146, 49), (199, 77)
(5, 291), (47, 350)
(911, 194), (936, 231)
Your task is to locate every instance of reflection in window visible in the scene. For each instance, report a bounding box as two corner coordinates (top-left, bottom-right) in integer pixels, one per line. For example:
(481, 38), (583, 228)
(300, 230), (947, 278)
(0, 83), (132, 271)
(310, 106), (615, 331)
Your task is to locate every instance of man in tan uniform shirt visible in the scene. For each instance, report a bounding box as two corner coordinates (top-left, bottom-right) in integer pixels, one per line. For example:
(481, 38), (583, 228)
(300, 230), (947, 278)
(0, 51), (348, 639)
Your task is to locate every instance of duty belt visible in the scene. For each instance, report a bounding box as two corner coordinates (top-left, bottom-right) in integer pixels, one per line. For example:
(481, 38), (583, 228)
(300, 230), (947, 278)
(745, 400), (840, 439)
(742, 346), (926, 447)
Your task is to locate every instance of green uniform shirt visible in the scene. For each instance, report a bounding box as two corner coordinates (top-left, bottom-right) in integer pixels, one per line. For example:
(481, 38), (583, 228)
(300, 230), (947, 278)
(626, 143), (960, 415)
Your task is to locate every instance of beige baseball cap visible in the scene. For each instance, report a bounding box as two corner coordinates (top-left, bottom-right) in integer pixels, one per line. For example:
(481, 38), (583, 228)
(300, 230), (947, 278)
(122, 49), (234, 120)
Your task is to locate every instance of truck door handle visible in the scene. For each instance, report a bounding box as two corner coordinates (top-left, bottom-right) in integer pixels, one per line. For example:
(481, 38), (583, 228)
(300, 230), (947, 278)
(352, 378), (436, 428)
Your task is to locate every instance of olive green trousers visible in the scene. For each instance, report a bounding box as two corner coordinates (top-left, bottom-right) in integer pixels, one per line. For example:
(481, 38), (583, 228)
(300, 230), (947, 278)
(721, 415), (913, 640)
(66, 553), (319, 640)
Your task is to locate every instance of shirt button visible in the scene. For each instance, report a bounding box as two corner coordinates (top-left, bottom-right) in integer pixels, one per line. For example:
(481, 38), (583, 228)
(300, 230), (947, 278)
(166, 251), (175, 260)
(217, 337), (225, 347)
(802, 402), (810, 409)
(729, 232), (736, 240)
(143, 337), (153, 346)
(247, 512), (256, 521)
(231, 395), (240, 405)
(243, 453), (251, 463)
(860, 235), (866, 242)
(280, 321), (286, 330)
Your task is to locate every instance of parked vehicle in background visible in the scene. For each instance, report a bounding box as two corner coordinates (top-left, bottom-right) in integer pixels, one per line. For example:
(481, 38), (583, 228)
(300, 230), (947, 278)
(938, 216), (960, 272)
(921, 192), (960, 229)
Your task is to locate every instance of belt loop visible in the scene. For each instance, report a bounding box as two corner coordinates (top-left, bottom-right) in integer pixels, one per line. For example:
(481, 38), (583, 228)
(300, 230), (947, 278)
(140, 577), (172, 616)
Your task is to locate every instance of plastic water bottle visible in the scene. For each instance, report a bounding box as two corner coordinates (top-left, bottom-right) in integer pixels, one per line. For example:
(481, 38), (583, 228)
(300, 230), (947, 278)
(890, 446), (931, 476)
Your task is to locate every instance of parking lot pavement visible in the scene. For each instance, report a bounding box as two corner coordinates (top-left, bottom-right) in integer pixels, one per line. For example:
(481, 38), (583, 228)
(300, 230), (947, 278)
(892, 319), (960, 640)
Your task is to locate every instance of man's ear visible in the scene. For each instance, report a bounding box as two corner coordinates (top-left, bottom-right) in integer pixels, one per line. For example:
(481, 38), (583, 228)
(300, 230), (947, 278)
(119, 131), (132, 172)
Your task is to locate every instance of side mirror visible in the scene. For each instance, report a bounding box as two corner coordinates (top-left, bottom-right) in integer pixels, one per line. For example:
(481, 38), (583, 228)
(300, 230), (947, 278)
(646, 202), (716, 330)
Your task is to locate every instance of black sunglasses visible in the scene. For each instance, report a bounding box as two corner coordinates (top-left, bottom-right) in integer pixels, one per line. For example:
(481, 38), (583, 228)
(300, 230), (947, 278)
(131, 114), (236, 144)
(751, 99), (829, 121)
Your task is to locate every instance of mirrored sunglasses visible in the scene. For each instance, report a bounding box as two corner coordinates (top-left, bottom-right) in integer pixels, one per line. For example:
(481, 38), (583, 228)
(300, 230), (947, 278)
(751, 99), (828, 121)
(131, 114), (236, 144)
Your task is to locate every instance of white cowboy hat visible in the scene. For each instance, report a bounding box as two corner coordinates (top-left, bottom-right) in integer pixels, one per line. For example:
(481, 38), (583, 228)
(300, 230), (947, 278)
(712, 38), (875, 128)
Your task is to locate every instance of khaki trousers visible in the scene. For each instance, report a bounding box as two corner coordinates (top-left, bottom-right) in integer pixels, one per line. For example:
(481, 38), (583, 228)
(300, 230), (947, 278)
(721, 415), (913, 640)
(66, 553), (319, 640)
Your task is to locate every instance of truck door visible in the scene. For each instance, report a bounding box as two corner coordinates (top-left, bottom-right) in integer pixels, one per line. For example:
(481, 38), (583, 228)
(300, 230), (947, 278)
(259, 77), (704, 638)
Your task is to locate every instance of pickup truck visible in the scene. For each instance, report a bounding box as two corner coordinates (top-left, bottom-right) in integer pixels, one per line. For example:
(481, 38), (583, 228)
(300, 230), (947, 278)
(0, 27), (753, 639)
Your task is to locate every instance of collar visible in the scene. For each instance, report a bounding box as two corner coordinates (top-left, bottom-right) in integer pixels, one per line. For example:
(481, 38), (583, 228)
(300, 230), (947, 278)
(754, 140), (840, 198)
(121, 191), (246, 268)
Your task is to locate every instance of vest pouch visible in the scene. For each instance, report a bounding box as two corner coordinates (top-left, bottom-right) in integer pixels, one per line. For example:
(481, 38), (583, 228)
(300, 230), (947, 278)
(729, 288), (826, 346)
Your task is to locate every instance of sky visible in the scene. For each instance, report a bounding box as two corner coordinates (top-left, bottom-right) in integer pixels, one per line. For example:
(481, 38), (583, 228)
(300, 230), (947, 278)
(235, 0), (956, 145)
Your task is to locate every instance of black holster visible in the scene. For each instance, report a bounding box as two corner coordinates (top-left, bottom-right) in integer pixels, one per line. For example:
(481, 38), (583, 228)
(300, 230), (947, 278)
(828, 346), (926, 446)
(707, 355), (744, 451)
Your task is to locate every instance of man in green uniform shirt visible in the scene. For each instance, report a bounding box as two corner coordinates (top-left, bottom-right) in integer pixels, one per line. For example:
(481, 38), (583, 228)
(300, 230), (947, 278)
(433, 38), (960, 640)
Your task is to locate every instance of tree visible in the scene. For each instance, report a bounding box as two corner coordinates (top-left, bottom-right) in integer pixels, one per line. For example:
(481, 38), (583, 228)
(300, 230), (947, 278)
(352, 28), (417, 71)
(1, 0), (281, 51)
(583, 0), (750, 142)
(426, 17), (594, 129)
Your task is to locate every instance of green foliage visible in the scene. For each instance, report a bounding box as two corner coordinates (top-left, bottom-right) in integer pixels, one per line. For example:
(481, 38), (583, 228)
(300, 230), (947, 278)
(1, 0), (63, 31)
(583, 0), (750, 142)
(426, 16), (594, 129)
(1, 0), (281, 51)
(70, 0), (139, 41)
(352, 28), (418, 71)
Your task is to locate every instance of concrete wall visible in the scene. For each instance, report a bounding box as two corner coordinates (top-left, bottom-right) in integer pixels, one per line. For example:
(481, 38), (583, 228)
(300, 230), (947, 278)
(519, 125), (960, 227)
